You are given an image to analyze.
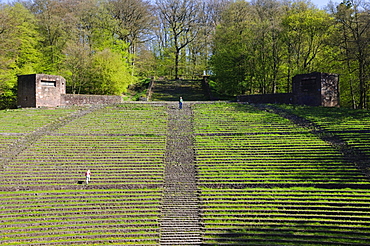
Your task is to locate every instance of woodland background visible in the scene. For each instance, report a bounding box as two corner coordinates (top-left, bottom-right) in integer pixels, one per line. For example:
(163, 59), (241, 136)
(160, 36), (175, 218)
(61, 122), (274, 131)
(0, 0), (369, 108)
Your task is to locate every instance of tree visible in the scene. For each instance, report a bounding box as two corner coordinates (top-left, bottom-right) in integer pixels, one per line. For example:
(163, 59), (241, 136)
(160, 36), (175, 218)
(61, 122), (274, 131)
(210, 0), (253, 95)
(249, 0), (286, 94)
(155, 0), (207, 79)
(281, 1), (334, 90)
(30, 0), (78, 73)
(211, 0), (335, 97)
(90, 48), (136, 95)
(331, 0), (370, 108)
(107, 0), (153, 55)
(107, 0), (154, 78)
(61, 42), (92, 94)
(0, 3), (42, 108)
(58, 0), (137, 95)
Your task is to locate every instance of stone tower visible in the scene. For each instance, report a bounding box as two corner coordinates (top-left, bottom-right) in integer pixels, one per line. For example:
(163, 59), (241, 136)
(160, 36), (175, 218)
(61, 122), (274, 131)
(292, 72), (339, 107)
(17, 74), (66, 108)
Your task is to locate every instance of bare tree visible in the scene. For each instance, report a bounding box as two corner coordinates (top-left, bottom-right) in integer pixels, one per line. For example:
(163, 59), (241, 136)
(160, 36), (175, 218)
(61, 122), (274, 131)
(155, 0), (207, 79)
(107, 0), (154, 55)
(332, 0), (370, 108)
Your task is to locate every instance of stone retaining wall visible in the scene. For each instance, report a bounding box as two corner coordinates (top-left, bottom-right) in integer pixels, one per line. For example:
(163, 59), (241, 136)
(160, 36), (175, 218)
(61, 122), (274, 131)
(237, 93), (293, 104)
(237, 72), (339, 107)
(61, 94), (122, 106)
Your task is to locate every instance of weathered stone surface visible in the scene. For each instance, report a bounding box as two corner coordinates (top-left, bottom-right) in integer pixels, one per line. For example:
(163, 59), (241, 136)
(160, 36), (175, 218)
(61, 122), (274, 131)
(160, 103), (202, 245)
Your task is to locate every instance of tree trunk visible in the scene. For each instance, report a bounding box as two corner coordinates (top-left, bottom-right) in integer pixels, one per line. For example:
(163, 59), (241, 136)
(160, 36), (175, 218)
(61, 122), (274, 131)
(175, 48), (180, 80)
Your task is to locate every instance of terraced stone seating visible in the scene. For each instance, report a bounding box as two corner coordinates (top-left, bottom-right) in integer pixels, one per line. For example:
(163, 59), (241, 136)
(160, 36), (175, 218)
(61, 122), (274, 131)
(3, 135), (165, 188)
(201, 188), (370, 245)
(0, 135), (19, 151)
(194, 103), (308, 134)
(56, 104), (168, 135)
(151, 79), (206, 101)
(0, 104), (166, 245)
(193, 103), (370, 245)
(194, 103), (368, 187)
(1, 101), (369, 245)
(196, 134), (367, 187)
(1, 104), (167, 189)
(0, 189), (161, 245)
(0, 108), (78, 134)
(279, 105), (370, 157)
(0, 108), (78, 154)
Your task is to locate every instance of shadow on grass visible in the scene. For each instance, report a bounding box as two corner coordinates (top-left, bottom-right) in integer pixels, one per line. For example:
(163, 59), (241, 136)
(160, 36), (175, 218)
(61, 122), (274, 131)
(202, 225), (369, 245)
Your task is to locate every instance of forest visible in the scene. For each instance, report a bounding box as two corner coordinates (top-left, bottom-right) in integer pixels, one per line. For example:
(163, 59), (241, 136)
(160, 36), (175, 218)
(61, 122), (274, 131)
(0, 0), (369, 109)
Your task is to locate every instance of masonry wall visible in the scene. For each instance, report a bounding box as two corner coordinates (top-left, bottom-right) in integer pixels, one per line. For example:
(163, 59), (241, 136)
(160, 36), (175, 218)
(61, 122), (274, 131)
(18, 74), (65, 108)
(237, 72), (339, 107)
(18, 74), (123, 107)
(321, 73), (340, 107)
(293, 72), (339, 107)
(35, 74), (66, 108)
(237, 93), (293, 104)
(61, 94), (122, 106)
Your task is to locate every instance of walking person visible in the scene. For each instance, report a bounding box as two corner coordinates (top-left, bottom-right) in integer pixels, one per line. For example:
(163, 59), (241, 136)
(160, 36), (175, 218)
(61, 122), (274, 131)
(179, 97), (183, 109)
(85, 170), (91, 184)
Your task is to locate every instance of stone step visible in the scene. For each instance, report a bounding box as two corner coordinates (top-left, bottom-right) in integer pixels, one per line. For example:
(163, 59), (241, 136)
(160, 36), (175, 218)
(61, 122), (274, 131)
(161, 105), (201, 245)
(162, 211), (200, 214)
(161, 202), (199, 205)
(161, 227), (201, 232)
(162, 209), (199, 212)
(160, 237), (202, 241)
(161, 219), (200, 223)
(160, 240), (202, 245)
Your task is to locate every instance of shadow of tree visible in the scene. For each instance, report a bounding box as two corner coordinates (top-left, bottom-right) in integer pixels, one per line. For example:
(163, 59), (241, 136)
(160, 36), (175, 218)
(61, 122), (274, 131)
(202, 223), (370, 245)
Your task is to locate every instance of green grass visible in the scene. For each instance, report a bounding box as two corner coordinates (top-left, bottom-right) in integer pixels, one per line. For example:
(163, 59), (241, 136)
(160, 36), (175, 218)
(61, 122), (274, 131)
(0, 189), (161, 245)
(56, 104), (167, 135)
(0, 108), (79, 133)
(200, 187), (370, 245)
(278, 105), (370, 157)
(193, 103), (370, 245)
(1, 102), (370, 245)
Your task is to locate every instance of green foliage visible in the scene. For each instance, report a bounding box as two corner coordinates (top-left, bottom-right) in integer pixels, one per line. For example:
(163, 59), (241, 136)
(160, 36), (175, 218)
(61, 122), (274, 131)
(59, 1), (137, 96)
(1, 0), (370, 108)
(211, 0), (335, 97)
(89, 48), (136, 95)
(210, 1), (252, 96)
(0, 3), (42, 109)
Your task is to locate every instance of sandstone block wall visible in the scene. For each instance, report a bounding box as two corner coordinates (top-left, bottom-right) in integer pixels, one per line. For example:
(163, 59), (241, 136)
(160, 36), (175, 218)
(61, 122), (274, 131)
(61, 94), (122, 106)
(293, 72), (339, 107)
(18, 74), (122, 108)
(237, 93), (293, 104)
(238, 72), (339, 107)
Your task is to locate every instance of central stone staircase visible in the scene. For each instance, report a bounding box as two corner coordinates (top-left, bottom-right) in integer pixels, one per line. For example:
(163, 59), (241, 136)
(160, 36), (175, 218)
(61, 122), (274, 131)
(160, 103), (202, 245)
(151, 79), (207, 101)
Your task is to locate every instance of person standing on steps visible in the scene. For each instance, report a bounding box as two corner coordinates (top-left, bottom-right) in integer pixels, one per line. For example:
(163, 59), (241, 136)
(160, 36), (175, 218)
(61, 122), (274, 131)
(85, 170), (91, 184)
(179, 97), (183, 109)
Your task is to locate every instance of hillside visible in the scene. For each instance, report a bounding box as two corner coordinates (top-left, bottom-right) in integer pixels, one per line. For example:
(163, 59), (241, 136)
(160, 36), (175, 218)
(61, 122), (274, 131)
(0, 103), (369, 245)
